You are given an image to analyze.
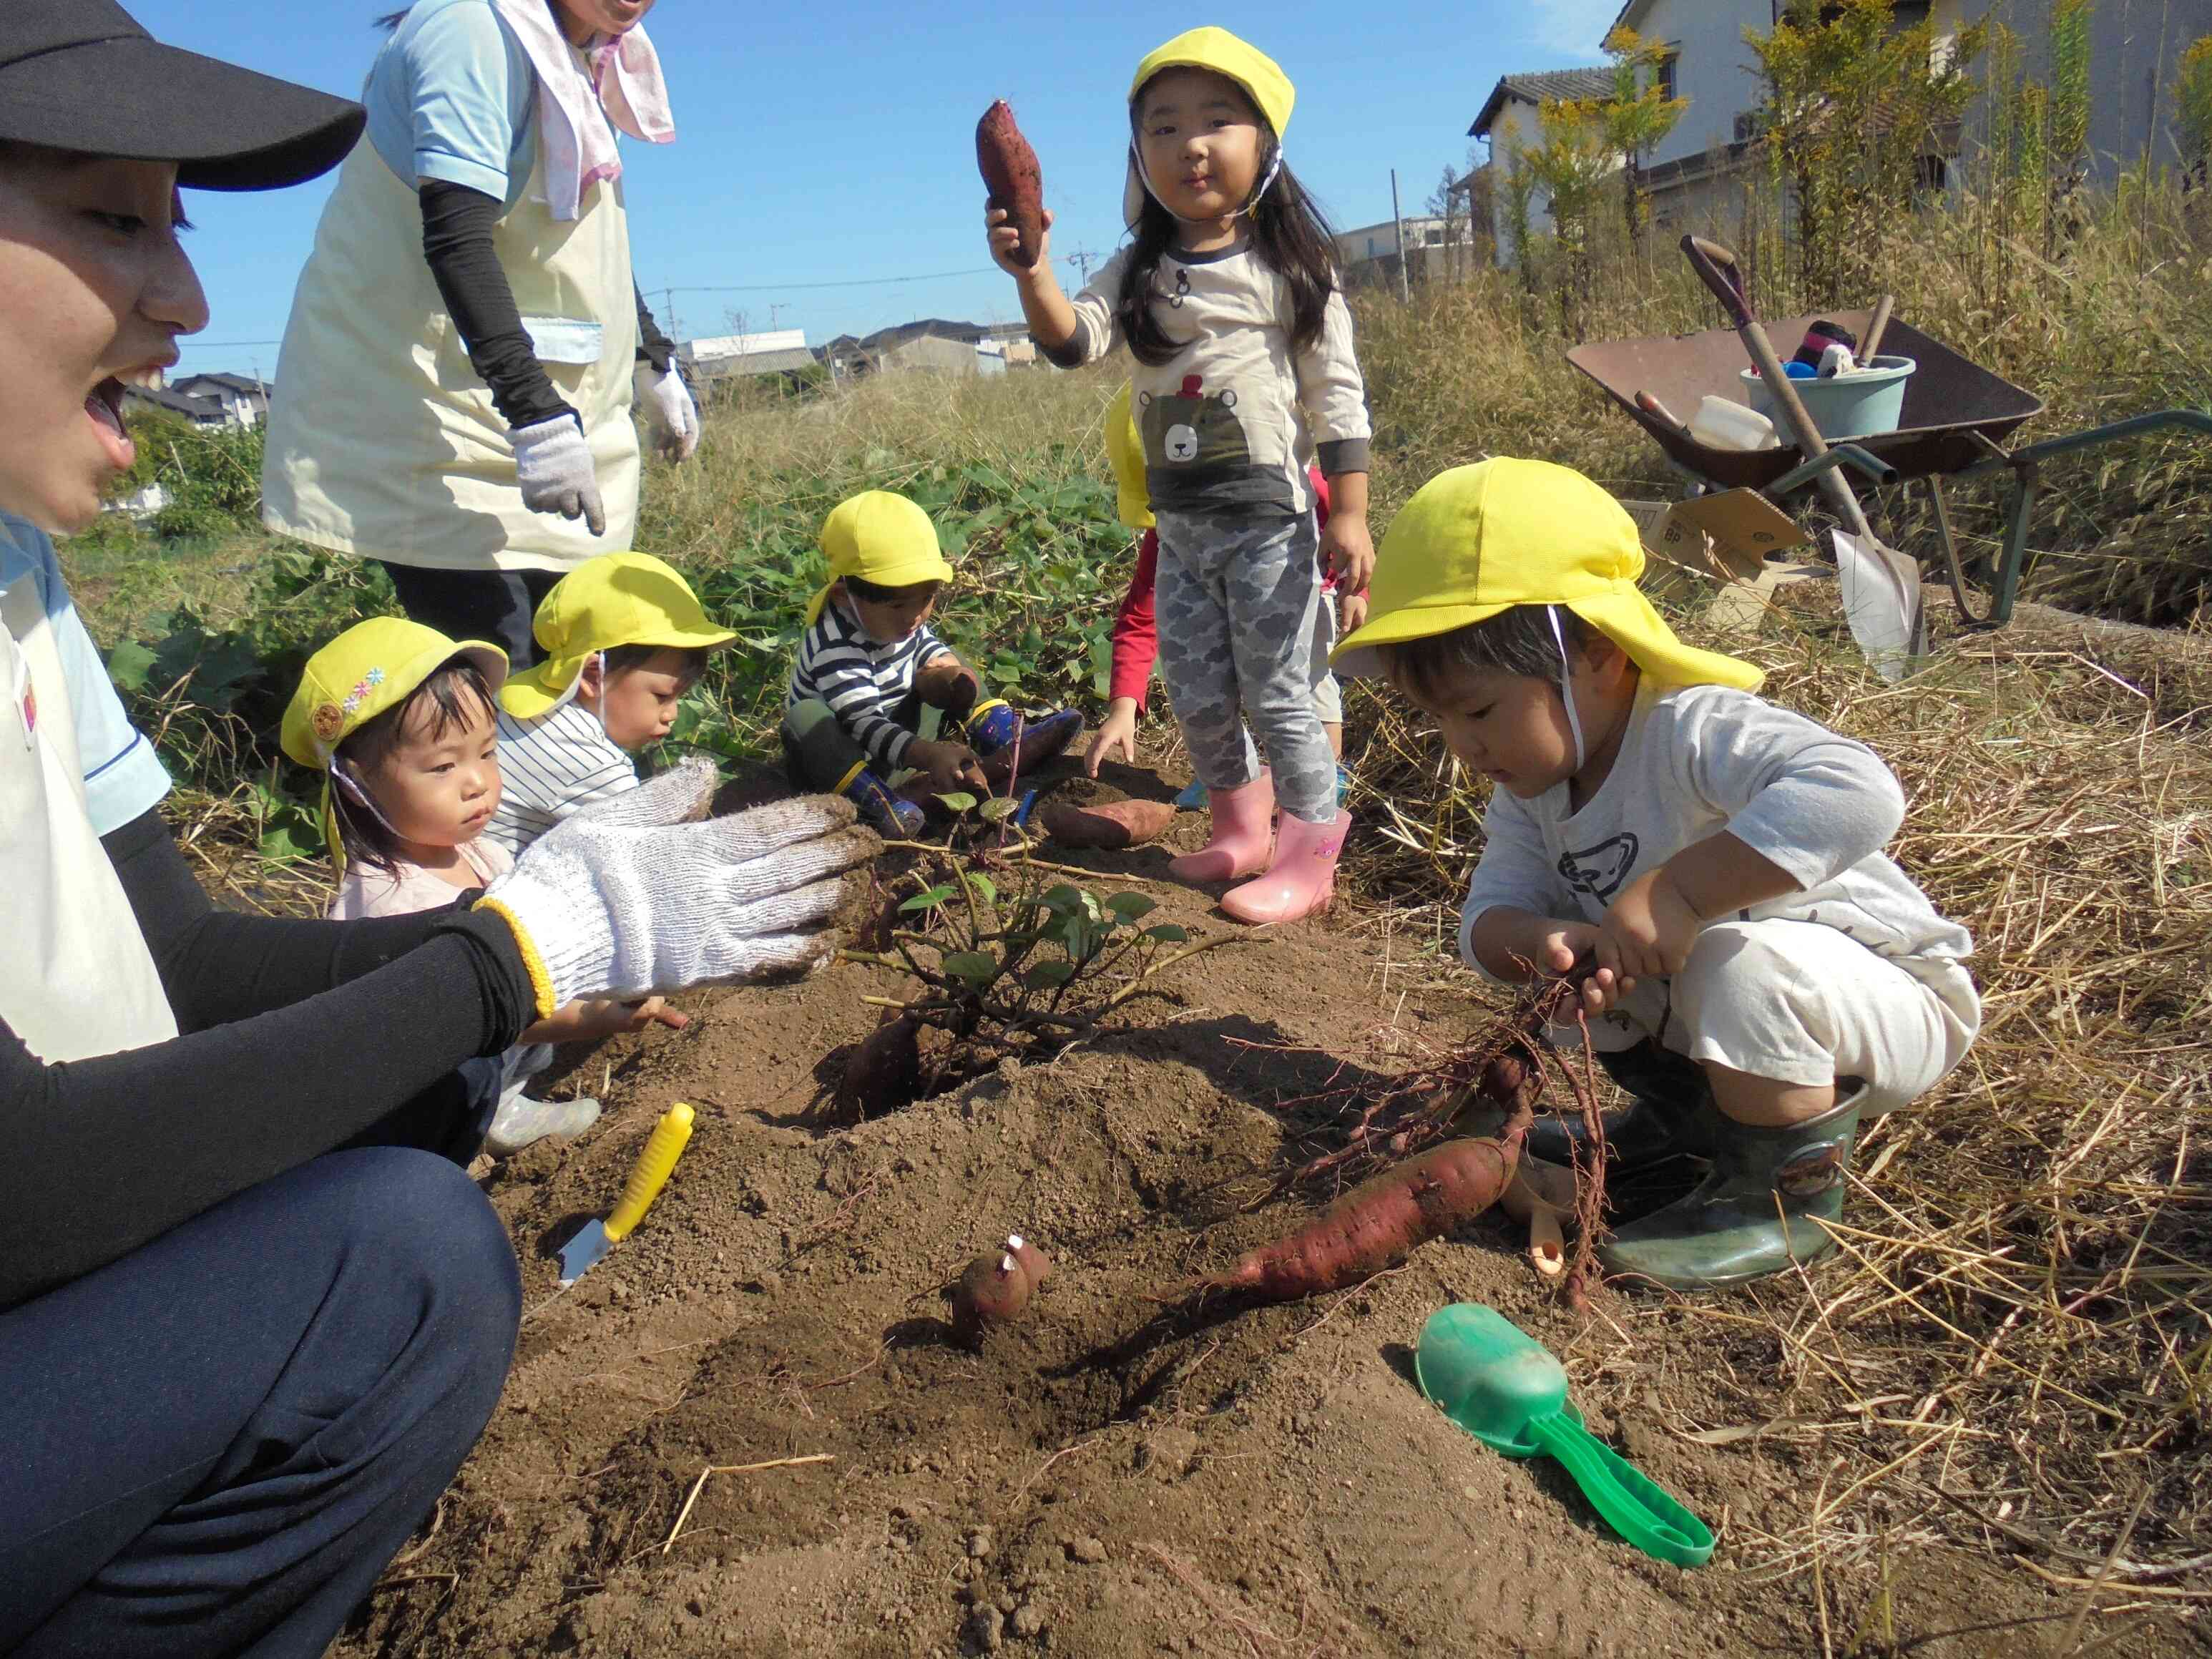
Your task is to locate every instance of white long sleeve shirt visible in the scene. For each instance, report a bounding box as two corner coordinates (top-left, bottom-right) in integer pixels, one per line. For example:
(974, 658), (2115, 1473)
(1459, 682), (1979, 1033)
(1062, 240), (1370, 518)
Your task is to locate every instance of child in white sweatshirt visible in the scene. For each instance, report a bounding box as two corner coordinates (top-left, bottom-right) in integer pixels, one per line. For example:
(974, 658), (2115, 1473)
(1333, 459), (1979, 1291)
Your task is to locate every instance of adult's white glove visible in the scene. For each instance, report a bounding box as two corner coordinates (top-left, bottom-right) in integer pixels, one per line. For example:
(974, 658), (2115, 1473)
(512, 411), (606, 535)
(633, 363), (701, 463)
(476, 758), (878, 1013)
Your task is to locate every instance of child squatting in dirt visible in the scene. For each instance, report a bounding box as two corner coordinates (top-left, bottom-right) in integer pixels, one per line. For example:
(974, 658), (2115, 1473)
(484, 552), (740, 855)
(283, 618), (687, 1156)
(1333, 458), (1984, 1290)
(783, 489), (1084, 836)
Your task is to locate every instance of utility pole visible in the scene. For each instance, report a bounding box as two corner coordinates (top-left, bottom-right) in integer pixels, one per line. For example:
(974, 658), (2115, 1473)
(1063, 245), (1100, 285)
(767, 302), (786, 333)
(660, 286), (681, 348)
(1389, 168), (1411, 303)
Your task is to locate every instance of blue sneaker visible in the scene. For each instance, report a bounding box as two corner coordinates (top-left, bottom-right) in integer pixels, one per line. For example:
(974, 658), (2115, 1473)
(1174, 778), (1210, 811)
(841, 768), (924, 837)
(969, 701), (1084, 780)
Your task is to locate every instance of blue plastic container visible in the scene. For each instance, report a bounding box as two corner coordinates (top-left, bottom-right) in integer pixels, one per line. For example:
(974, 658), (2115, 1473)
(1741, 354), (1915, 441)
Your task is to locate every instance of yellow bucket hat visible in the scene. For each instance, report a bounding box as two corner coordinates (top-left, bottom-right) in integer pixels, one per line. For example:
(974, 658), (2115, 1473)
(280, 616), (509, 870)
(1124, 26), (1294, 227)
(1104, 382), (1154, 531)
(1333, 458), (1764, 692)
(807, 490), (956, 626)
(501, 552), (738, 720)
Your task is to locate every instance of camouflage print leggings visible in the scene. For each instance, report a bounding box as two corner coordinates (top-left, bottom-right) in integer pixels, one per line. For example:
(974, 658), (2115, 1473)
(1154, 509), (1337, 826)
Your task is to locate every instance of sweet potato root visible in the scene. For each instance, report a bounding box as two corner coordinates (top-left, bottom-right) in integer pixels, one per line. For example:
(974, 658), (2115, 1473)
(1195, 1132), (1522, 1302)
(977, 99), (1044, 268)
(951, 1233), (1051, 1342)
(1038, 797), (1178, 850)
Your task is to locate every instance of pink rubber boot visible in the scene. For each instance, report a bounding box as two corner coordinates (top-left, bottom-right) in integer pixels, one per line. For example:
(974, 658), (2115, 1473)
(1168, 772), (1275, 885)
(1221, 808), (1350, 925)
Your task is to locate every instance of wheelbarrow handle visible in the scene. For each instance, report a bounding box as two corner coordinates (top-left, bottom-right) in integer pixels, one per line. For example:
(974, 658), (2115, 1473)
(1680, 235), (1753, 329)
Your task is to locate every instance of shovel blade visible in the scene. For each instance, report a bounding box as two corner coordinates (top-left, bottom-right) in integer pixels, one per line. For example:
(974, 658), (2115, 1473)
(557, 1220), (611, 1287)
(1831, 529), (1927, 682)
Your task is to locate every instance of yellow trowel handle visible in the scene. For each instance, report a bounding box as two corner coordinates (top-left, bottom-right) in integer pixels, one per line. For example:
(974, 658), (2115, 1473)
(603, 1102), (694, 1244)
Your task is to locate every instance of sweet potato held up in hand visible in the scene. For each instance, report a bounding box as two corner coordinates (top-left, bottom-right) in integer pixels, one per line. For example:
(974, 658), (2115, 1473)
(977, 99), (1044, 268)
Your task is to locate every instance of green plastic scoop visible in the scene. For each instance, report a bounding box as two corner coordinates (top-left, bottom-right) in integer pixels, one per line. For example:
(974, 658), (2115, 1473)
(1415, 1303), (1714, 1568)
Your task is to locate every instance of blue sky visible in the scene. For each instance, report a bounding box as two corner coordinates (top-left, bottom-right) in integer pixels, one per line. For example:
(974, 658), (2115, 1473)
(137, 0), (1627, 376)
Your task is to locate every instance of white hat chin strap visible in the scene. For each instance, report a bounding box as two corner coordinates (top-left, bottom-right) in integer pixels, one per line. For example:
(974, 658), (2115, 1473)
(1131, 140), (1283, 225)
(1548, 605), (1587, 772)
(331, 760), (402, 838)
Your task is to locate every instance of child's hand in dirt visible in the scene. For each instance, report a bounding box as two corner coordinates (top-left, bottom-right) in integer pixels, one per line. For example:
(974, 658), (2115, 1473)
(1338, 588), (1369, 635)
(986, 203), (1053, 279)
(1597, 867), (1702, 988)
(622, 996), (690, 1034)
(1319, 513), (1374, 597)
(909, 738), (987, 793)
(1086, 697), (1140, 776)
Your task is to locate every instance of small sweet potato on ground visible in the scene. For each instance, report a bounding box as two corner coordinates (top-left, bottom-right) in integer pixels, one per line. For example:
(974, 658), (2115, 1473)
(977, 99), (1044, 268)
(951, 1233), (1051, 1343)
(1039, 797), (1178, 850)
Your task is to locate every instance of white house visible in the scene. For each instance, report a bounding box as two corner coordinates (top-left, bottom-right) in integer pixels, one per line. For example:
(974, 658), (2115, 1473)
(680, 329), (814, 383)
(170, 371), (269, 428)
(1333, 215), (1477, 286)
(1461, 66), (1617, 261)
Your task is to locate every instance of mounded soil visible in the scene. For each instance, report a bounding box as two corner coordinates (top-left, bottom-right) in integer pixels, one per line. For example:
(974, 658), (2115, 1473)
(337, 769), (2202, 1659)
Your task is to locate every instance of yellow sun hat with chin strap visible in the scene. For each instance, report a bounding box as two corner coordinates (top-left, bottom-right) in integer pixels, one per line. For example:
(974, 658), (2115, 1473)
(1332, 458), (1764, 693)
(280, 615), (509, 871)
(501, 552), (738, 720)
(1124, 27), (1295, 228)
(807, 490), (956, 626)
(1104, 382), (1154, 531)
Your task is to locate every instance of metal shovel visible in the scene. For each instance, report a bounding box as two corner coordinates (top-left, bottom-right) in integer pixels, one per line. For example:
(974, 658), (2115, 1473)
(557, 1102), (695, 1286)
(1680, 237), (1926, 680)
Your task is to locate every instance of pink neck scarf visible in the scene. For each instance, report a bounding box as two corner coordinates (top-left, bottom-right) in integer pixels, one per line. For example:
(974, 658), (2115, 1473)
(492, 0), (675, 222)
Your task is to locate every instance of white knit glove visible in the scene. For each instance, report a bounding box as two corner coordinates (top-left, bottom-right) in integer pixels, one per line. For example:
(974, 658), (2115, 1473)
(511, 411), (607, 535)
(633, 363), (700, 462)
(477, 758), (877, 1012)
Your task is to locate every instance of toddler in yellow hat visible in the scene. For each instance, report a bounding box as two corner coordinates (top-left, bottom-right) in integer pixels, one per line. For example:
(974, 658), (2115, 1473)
(986, 26), (1374, 925)
(284, 617), (685, 1155)
(783, 489), (1081, 834)
(1336, 459), (1980, 1291)
(484, 552), (738, 854)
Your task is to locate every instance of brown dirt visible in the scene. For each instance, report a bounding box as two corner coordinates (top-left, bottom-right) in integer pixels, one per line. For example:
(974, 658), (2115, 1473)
(336, 824), (2203, 1659)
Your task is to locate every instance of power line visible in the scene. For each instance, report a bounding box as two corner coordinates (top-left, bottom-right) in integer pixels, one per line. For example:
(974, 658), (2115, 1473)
(658, 265), (998, 294)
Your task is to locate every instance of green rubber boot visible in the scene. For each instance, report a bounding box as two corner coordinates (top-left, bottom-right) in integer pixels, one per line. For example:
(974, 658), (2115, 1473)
(1527, 1040), (1725, 1170)
(1597, 1085), (1866, 1291)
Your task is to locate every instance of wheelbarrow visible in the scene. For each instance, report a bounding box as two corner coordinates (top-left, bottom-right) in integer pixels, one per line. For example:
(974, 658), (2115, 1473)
(1568, 308), (2212, 627)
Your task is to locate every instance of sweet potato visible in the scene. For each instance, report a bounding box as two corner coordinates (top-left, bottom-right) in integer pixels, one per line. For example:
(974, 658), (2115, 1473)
(1195, 1133), (1520, 1302)
(977, 99), (1044, 268)
(1038, 797), (1178, 850)
(951, 1233), (1050, 1342)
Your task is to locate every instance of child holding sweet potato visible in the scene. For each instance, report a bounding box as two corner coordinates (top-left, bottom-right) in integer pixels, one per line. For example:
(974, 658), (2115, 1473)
(991, 27), (1372, 925)
(1332, 458), (1982, 1290)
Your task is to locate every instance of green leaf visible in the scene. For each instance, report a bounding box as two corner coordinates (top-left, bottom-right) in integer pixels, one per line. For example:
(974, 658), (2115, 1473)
(935, 791), (979, 813)
(941, 951), (999, 987)
(978, 796), (1019, 823)
(899, 884), (956, 914)
(1142, 924), (1192, 944)
(106, 640), (159, 695)
(1039, 884), (1085, 914)
(1105, 892), (1158, 920)
(964, 872), (998, 903)
(1025, 961), (1076, 989)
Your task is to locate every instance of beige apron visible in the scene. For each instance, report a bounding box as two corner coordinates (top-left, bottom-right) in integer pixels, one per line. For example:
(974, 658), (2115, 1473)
(262, 137), (640, 574)
(0, 577), (177, 1064)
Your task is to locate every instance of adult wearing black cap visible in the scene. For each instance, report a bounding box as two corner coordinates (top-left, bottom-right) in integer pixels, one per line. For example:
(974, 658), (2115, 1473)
(0, 9), (871, 1652)
(259, 0), (698, 668)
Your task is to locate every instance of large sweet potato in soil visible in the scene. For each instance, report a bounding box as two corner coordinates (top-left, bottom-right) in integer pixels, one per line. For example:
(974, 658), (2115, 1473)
(977, 99), (1044, 268)
(1038, 797), (1178, 849)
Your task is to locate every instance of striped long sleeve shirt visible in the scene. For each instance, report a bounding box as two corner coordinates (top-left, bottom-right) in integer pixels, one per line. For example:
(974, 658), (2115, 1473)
(482, 701), (640, 855)
(786, 596), (949, 772)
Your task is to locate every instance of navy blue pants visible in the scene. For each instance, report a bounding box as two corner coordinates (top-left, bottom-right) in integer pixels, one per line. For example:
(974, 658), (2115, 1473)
(0, 1139), (521, 1658)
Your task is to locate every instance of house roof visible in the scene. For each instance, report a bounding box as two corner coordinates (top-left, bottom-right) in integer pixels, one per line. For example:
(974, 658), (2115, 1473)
(122, 383), (226, 424)
(1469, 67), (1616, 137)
(173, 371), (266, 396)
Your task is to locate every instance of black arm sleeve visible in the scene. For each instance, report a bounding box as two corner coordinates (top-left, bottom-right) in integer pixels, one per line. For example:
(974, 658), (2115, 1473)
(104, 805), (476, 1032)
(0, 814), (537, 1308)
(419, 178), (574, 430)
(635, 282), (675, 373)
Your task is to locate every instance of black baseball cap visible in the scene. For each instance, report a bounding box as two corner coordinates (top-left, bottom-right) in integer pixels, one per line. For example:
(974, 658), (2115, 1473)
(0, 0), (364, 191)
